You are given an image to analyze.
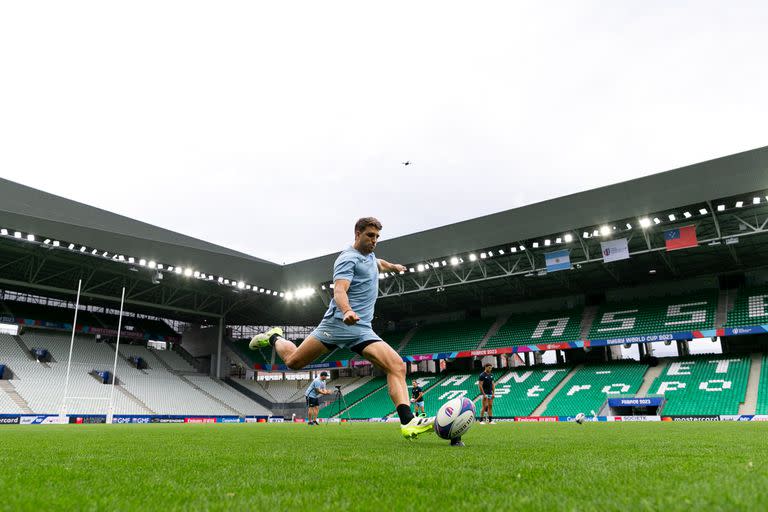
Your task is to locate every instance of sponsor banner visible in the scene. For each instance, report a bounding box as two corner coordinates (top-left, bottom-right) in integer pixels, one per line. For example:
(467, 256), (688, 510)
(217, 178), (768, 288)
(268, 417), (285, 423)
(151, 417), (185, 423)
(0, 416), (20, 425)
(245, 418), (260, 423)
(71, 416), (107, 424)
(611, 416), (661, 422)
(720, 326), (768, 336)
(184, 418), (216, 423)
(514, 416), (559, 422)
(601, 238), (630, 263)
(350, 359), (372, 367)
(216, 417), (243, 423)
(663, 415), (720, 422)
(752, 415), (768, 422)
(719, 415), (755, 422)
(367, 418), (387, 423)
(112, 416), (152, 424)
(20, 415), (67, 425)
(608, 397), (664, 407)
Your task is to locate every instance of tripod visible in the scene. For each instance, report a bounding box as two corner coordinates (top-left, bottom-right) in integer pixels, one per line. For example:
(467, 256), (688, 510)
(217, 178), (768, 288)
(333, 386), (349, 421)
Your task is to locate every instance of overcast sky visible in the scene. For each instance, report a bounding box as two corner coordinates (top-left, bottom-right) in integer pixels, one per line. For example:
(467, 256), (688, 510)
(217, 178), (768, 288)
(1, 1), (766, 264)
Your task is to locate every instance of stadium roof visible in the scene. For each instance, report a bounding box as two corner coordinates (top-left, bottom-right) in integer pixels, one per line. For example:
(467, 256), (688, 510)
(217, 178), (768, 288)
(1, 145), (767, 325)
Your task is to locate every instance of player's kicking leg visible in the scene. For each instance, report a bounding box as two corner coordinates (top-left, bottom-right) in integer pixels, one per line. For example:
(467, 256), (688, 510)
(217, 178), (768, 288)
(360, 341), (434, 440)
(250, 327), (329, 370)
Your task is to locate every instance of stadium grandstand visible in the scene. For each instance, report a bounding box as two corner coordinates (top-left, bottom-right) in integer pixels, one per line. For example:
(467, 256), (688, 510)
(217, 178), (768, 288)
(1, 145), (768, 423)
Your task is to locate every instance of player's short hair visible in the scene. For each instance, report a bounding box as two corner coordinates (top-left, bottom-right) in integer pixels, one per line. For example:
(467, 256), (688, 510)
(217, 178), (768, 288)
(354, 217), (382, 234)
(484, 363), (493, 368)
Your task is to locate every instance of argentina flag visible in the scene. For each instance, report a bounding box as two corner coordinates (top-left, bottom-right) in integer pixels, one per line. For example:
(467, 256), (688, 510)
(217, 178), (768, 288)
(545, 249), (571, 273)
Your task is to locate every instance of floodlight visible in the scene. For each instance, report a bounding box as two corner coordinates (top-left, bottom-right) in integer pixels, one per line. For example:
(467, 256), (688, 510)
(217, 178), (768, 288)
(698, 208), (707, 215)
(27, 234), (35, 242)
(582, 232), (590, 238)
(0, 229), (7, 235)
(175, 267), (183, 274)
(510, 247), (517, 253)
(286, 292), (294, 300)
(184, 268), (193, 277)
(592, 230), (599, 237)
(653, 218), (660, 225)
(544, 239), (551, 246)
(469, 254), (477, 262)
(102, 251), (108, 257)
(683, 211), (692, 218)
(193, 271), (200, 278)
(43, 239), (51, 244)
(600, 226), (611, 236)
(735, 201), (744, 208)
(14, 231), (22, 239)
(519, 245), (525, 251)
(488, 251), (494, 257)
(717, 204), (725, 212)
(237, 281), (245, 289)
(128, 257), (135, 264)
(80, 246), (87, 252)
(753, 197), (761, 205)
(554, 238), (561, 244)
(668, 214), (676, 221)
(450, 256), (460, 266)
(52, 241), (60, 247)
(564, 234), (573, 243)
(441, 260), (448, 265)
(91, 249), (98, 255)
(480, 252), (487, 259)
(417, 264), (425, 271)
(639, 218), (652, 228)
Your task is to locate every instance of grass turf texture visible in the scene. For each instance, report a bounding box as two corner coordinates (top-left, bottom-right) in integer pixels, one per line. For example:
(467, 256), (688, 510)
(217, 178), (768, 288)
(0, 423), (766, 511)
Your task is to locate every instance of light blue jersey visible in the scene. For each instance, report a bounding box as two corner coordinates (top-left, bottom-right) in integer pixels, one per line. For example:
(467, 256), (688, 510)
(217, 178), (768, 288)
(305, 378), (326, 399)
(323, 246), (378, 328)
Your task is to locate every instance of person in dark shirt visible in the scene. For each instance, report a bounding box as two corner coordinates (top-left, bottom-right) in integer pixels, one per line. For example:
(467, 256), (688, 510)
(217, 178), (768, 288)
(477, 363), (496, 424)
(410, 379), (426, 417)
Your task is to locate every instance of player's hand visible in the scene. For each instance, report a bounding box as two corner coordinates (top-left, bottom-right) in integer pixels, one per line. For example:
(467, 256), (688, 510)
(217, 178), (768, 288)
(392, 264), (407, 273)
(410, 399), (415, 403)
(343, 310), (360, 325)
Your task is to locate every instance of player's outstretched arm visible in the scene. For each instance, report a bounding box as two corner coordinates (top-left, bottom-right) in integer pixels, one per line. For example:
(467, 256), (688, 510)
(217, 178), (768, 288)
(377, 259), (406, 273)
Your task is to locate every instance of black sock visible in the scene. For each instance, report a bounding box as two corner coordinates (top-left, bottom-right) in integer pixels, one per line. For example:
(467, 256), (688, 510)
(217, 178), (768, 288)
(489, 416), (493, 422)
(268, 333), (280, 346)
(396, 404), (415, 425)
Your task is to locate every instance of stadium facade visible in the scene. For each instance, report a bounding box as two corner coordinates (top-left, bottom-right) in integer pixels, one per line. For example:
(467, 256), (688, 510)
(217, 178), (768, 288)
(1, 145), (767, 422)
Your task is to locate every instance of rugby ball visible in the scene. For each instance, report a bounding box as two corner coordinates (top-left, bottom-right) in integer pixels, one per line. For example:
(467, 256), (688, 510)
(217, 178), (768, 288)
(434, 397), (476, 439)
(574, 412), (586, 424)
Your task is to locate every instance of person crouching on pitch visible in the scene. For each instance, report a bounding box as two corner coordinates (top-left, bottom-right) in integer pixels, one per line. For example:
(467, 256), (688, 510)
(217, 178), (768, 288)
(305, 371), (332, 425)
(250, 217), (434, 439)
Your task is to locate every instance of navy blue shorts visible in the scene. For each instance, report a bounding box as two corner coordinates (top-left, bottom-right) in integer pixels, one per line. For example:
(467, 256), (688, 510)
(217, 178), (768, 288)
(306, 396), (320, 408)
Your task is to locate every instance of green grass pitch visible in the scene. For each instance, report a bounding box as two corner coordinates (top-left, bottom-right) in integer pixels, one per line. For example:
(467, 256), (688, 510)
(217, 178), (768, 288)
(0, 422), (766, 511)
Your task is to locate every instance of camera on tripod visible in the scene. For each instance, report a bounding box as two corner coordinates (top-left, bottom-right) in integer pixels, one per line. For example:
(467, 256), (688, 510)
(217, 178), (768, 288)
(334, 385), (342, 390)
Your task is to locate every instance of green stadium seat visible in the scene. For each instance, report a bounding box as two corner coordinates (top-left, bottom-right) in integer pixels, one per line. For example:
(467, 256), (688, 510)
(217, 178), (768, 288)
(401, 318), (494, 356)
(543, 362), (648, 416)
(724, 287), (768, 328)
(318, 377), (387, 418)
(757, 354), (768, 415)
(342, 374), (441, 419)
(588, 292), (717, 340)
(486, 309), (582, 348)
(650, 355), (751, 415)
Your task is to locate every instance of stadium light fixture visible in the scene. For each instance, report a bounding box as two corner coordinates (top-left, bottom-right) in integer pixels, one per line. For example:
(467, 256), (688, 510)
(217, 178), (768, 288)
(599, 226), (611, 236)
(175, 267), (183, 275)
(68, 243), (75, 250)
(554, 238), (561, 244)
(128, 257), (134, 264)
(519, 245), (525, 251)
(488, 251), (494, 257)
(441, 260), (448, 265)
(378, 273), (385, 279)
(208, 275), (214, 280)
(698, 208), (708, 215)
(736, 201), (744, 208)
(14, 231), (22, 239)
(417, 263), (425, 271)
(582, 232), (590, 239)
(80, 246), (87, 252)
(753, 197), (761, 205)
(683, 211), (692, 218)
(625, 223), (632, 230)
(450, 256), (459, 266)
(91, 249), (98, 255)
(592, 229), (599, 237)
(157, 264), (164, 270)
(408, 267), (415, 273)
(245, 284), (251, 290)
(285, 292), (294, 301)
(717, 204), (725, 212)
(237, 281), (245, 289)
(184, 268), (193, 277)
(43, 239), (51, 244)
(279, 292), (284, 297)
(639, 218), (652, 228)
(118, 255), (125, 261)
(139, 259), (147, 266)
(649, 269), (657, 274)
(510, 247), (517, 253)
(469, 253), (477, 262)
(217, 277), (224, 284)
(224, 279), (230, 285)
(27, 234), (35, 242)
(564, 234), (573, 243)
(0, 229), (7, 236)
(193, 270), (200, 278)
(166, 266), (173, 272)
(272, 291), (278, 296)
(52, 241), (60, 247)
(321, 285), (326, 290)
(532, 242), (539, 248)
(432, 262), (440, 268)
(653, 218), (661, 225)
(497, 249), (504, 255)
(102, 251), (109, 257)
(480, 252), (487, 259)
(668, 214), (676, 221)
(259, 287), (265, 292)
(544, 239), (551, 246)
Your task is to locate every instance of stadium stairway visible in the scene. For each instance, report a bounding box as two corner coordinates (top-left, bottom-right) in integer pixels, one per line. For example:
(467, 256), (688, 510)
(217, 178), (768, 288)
(531, 365), (581, 416)
(474, 315), (510, 350)
(716, 288), (736, 328)
(0, 380), (34, 413)
(579, 306), (599, 339)
(114, 383), (155, 414)
(393, 326), (419, 354)
(172, 344), (203, 373)
(175, 374), (241, 415)
(636, 362), (667, 397)
(738, 353), (763, 415)
(12, 335), (36, 361)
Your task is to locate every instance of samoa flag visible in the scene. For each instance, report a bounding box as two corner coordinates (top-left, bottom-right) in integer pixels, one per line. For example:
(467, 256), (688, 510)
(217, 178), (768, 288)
(664, 225), (697, 251)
